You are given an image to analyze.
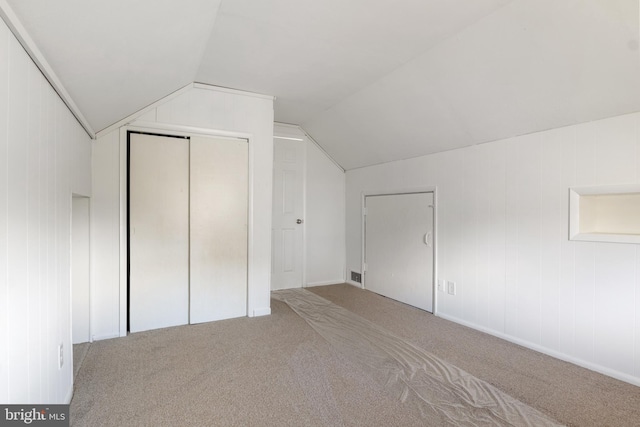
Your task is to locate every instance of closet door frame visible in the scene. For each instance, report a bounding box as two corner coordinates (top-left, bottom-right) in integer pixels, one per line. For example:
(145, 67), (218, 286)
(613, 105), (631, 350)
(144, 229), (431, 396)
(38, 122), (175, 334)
(119, 124), (255, 337)
(360, 186), (439, 315)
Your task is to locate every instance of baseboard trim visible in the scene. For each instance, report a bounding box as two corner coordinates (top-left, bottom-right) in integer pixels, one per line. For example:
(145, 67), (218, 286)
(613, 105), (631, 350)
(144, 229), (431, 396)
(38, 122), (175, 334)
(91, 333), (121, 342)
(64, 384), (73, 404)
(305, 280), (345, 287)
(345, 280), (364, 289)
(436, 312), (640, 388)
(252, 307), (271, 317)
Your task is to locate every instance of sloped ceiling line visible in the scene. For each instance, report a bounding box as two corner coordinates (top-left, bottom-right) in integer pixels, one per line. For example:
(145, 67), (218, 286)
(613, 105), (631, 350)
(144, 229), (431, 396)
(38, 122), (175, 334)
(4, 0), (640, 169)
(95, 83), (194, 138)
(0, 0), (95, 138)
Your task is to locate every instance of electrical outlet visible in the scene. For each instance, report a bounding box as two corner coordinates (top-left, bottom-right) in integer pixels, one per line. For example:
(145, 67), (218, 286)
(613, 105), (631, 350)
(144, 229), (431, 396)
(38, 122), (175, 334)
(351, 271), (362, 283)
(447, 281), (456, 295)
(58, 343), (64, 369)
(437, 279), (444, 292)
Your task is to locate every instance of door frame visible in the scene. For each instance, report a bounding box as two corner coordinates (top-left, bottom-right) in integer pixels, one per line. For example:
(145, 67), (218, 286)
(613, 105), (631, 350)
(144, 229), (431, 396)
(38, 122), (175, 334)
(361, 187), (438, 314)
(118, 122), (255, 337)
(273, 123), (308, 289)
(272, 131), (307, 290)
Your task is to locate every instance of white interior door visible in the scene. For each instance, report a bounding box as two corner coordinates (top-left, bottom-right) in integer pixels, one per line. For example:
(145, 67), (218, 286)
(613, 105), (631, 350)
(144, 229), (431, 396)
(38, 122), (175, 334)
(365, 192), (434, 312)
(271, 139), (304, 290)
(190, 136), (248, 323)
(129, 133), (189, 333)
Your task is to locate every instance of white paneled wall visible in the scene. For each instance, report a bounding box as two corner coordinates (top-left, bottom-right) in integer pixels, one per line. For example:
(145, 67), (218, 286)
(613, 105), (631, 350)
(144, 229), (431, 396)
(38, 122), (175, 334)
(91, 85), (273, 339)
(90, 131), (120, 340)
(346, 112), (640, 386)
(0, 19), (92, 403)
(305, 139), (346, 286)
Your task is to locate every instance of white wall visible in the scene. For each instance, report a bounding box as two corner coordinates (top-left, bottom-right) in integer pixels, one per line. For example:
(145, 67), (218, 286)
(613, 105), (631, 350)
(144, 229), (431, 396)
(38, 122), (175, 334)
(346, 112), (640, 386)
(72, 197), (91, 344)
(305, 139), (346, 286)
(0, 18), (92, 403)
(90, 130), (120, 340)
(91, 85), (274, 339)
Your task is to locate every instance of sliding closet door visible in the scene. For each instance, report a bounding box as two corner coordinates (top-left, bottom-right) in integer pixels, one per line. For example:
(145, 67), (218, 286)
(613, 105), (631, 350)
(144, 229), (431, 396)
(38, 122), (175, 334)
(190, 136), (248, 324)
(129, 133), (190, 333)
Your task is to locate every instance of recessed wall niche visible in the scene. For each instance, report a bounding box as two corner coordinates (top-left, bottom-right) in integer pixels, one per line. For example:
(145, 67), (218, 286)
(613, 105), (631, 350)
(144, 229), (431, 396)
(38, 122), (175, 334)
(569, 184), (640, 244)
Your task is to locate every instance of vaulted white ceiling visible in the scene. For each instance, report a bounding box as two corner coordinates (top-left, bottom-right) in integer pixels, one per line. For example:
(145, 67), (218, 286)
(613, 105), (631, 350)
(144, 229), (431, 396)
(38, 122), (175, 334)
(5, 0), (640, 169)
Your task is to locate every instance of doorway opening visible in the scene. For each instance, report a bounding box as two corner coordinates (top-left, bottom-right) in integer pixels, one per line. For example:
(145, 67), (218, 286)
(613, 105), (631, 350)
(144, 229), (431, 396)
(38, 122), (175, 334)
(72, 195), (91, 344)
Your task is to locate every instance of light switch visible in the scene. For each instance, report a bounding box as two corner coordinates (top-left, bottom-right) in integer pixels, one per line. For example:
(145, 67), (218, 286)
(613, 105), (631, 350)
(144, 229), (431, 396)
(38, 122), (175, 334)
(447, 281), (456, 295)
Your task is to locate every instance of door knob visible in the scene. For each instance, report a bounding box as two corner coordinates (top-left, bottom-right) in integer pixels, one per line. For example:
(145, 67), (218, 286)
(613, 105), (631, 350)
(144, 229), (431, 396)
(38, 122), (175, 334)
(296, 219), (303, 224)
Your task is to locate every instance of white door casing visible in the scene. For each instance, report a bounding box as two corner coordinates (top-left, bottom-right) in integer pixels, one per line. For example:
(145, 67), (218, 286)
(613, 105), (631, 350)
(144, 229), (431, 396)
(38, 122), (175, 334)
(189, 135), (248, 323)
(364, 192), (434, 312)
(271, 139), (305, 290)
(129, 133), (190, 333)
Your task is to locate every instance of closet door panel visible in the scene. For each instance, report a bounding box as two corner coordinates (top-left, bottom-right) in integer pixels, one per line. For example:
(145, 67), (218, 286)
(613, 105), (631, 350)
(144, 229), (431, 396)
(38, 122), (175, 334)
(365, 192), (434, 312)
(190, 136), (248, 323)
(129, 133), (189, 333)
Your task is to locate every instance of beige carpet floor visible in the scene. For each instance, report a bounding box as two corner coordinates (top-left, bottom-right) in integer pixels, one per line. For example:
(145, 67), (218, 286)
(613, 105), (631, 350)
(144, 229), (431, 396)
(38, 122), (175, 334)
(73, 342), (90, 380)
(71, 284), (640, 426)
